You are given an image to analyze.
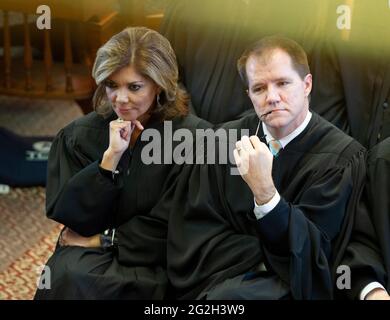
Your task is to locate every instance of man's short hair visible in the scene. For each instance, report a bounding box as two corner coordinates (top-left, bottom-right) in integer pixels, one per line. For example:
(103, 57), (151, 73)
(237, 35), (310, 86)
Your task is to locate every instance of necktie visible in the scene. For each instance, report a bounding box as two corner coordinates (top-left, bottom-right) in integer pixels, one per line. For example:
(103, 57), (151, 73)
(269, 139), (283, 157)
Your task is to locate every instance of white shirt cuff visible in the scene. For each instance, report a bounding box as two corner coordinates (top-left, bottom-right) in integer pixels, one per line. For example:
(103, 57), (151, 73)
(360, 282), (387, 300)
(253, 191), (281, 220)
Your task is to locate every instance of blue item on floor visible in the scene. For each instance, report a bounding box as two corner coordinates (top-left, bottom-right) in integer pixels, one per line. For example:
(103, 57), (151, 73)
(0, 127), (53, 187)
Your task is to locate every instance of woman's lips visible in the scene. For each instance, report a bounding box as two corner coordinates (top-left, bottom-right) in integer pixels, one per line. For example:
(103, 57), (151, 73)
(118, 107), (133, 113)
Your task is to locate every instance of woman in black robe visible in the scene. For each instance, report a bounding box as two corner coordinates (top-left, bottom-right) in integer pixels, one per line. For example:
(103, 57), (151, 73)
(34, 26), (209, 299)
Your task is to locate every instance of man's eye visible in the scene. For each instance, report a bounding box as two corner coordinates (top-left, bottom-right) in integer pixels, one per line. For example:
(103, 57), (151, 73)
(128, 84), (141, 91)
(252, 87), (264, 93)
(279, 81), (289, 86)
(104, 81), (117, 89)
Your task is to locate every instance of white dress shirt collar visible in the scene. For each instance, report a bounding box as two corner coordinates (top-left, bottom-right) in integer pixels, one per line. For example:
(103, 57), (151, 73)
(262, 111), (312, 148)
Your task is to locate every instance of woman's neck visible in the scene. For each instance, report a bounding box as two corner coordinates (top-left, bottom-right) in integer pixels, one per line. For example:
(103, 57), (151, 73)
(130, 111), (153, 147)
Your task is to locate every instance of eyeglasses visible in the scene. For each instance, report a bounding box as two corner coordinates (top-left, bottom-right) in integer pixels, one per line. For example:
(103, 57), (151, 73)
(254, 119), (267, 143)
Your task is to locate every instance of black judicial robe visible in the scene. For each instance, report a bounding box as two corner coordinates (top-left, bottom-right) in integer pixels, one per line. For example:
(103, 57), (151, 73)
(310, 40), (390, 149)
(167, 112), (366, 299)
(160, 0), (324, 124)
(34, 111), (209, 299)
(310, 0), (390, 148)
(341, 138), (390, 299)
(162, 0), (390, 145)
(160, 0), (253, 124)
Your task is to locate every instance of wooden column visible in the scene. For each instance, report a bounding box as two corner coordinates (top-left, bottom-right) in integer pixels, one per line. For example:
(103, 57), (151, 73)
(64, 22), (73, 92)
(43, 29), (53, 91)
(3, 11), (11, 88)
(23, 13), (33, 90)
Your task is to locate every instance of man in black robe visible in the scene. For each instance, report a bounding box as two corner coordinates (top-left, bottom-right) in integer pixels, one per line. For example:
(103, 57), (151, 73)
(340, 137), (390, 300)
(167, 36), (366, 299)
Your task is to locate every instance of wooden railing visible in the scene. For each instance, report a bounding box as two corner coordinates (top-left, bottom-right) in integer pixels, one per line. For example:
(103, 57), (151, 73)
(0, 10), (94, 101)
(0, 1), (164, 113)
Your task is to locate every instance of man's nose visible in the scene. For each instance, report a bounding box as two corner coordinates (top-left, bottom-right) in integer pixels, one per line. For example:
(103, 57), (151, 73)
(265, 86), (280, 105)
(116, 88), (129, 103)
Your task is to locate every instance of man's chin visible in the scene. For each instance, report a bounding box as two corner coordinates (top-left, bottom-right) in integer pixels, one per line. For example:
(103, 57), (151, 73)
(264, 118), (288, 129)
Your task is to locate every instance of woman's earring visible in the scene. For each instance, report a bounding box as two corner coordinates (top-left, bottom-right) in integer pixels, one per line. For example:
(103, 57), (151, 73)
(157, 94), (162, 108)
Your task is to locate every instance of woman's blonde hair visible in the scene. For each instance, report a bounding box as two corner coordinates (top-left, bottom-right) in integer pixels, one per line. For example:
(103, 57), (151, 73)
(92, 26), (188, 120)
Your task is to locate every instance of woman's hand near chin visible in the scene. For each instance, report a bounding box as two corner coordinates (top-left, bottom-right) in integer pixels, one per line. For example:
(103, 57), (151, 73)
(100, 118), (144, 171)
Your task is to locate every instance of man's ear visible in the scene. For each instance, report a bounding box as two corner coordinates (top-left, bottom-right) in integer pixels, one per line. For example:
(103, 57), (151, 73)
(303, 74), (312, 97)
(246, 89), (249, 96)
